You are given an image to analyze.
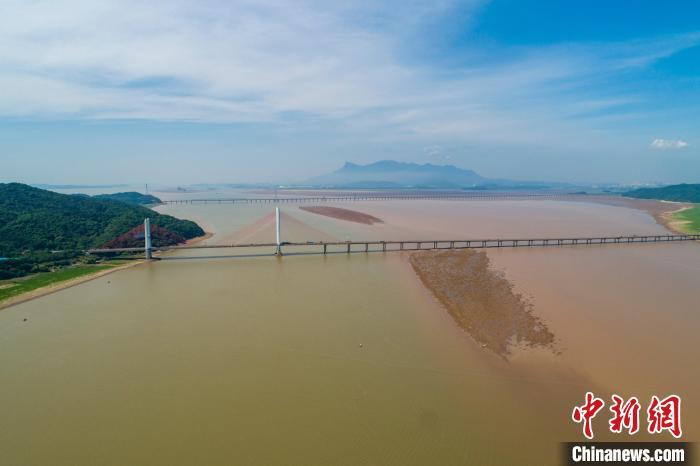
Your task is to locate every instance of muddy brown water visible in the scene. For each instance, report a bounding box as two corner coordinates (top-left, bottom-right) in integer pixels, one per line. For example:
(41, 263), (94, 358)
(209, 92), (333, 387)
(1, 193), (698, 465)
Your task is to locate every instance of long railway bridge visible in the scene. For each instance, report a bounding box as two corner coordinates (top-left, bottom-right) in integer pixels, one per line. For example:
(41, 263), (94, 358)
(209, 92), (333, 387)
(161, 191), (585, 205)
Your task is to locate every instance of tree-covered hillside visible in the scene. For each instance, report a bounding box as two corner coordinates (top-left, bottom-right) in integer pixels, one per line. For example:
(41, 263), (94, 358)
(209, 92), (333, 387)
(0, 183), (203, 258)
(625, 184), (700, 202)
(92, 192), (162, 206)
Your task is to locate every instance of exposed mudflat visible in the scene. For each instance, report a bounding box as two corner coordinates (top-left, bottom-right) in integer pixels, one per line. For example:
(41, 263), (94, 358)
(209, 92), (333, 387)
(409, 249), (556, 359)
(299, 206), (384, 225)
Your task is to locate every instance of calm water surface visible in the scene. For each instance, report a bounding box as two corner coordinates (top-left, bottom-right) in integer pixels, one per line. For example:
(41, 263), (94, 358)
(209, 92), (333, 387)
(1, 195), (698, 465)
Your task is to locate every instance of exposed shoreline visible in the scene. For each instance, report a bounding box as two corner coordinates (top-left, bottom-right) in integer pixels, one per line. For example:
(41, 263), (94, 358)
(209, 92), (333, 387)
(0, 231), (213, 311)
(185, 231), (214, 246)
(656, 205), (694, 234)
(0, 260), (144, 311)
(574, 195), (692, 234)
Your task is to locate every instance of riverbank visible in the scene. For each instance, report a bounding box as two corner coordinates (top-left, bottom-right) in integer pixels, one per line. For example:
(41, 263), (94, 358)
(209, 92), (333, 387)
(0, 231), (213, 311)
(0, 260), (143, 310)
(664, 205), (700, 234)
(185, 231), (214, 245)
(575, 195), (692, 234)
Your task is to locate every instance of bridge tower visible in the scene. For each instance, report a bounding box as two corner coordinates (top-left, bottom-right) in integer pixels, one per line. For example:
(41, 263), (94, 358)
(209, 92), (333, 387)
(144, 218), (152, 259)
(275, 207), (282, 256)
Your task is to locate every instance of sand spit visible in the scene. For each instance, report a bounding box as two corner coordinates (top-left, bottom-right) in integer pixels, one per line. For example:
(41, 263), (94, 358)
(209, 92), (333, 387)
(299, 206), (384, 225)
(409, 249), (556, 359)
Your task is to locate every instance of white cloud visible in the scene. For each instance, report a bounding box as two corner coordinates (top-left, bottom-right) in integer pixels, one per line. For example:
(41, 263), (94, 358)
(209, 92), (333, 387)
(650, 139), (689, 150)
(0, 0), (698, 148)
(423, 145), (452, 162)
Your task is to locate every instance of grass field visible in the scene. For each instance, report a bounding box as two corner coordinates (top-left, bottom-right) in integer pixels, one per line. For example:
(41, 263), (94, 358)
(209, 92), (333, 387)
(0, 263), (123, 303)
(672, 204), (700, 234)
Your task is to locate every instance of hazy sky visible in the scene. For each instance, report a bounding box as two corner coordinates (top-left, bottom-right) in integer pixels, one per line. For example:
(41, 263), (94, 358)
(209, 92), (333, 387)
(1, 0), (699, 185)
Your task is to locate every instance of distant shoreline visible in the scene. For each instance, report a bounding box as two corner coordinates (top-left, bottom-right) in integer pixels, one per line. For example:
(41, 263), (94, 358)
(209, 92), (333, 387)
(565, 195), (692, 235)
(631, 199), (693, 235)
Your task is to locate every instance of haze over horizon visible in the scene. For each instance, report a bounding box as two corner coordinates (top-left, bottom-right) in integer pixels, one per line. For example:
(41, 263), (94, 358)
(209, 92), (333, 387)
(1, 0), (699, 185)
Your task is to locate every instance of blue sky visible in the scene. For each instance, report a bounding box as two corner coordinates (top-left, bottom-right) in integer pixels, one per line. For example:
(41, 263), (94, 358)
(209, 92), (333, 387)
(0, 0), (698, 185)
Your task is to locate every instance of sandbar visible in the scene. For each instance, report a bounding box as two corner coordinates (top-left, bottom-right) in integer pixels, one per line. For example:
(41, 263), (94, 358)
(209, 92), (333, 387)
(299, 206), (383, 225)
(409, 249), (556, 359)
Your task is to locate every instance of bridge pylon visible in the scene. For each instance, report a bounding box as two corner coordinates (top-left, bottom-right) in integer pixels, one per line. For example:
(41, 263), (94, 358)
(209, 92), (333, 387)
(144, 218), (152, 259)
(275, 207), (282, 256)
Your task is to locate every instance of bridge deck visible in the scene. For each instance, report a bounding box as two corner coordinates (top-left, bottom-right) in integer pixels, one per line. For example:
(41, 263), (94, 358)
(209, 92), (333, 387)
(87, 233), (700, 255)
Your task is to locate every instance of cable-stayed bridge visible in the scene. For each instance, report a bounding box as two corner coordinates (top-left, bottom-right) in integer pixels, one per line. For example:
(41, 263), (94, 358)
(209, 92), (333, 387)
(87, 214), (700, 259)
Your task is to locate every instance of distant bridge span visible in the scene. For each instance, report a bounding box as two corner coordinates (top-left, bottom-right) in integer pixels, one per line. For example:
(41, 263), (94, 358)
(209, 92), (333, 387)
(160, 192), (586, 205)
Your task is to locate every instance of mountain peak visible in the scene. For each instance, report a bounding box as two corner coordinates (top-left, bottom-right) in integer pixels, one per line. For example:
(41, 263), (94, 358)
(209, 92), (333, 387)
(338, 160), (465, 172)
(308, 160), (486, 188)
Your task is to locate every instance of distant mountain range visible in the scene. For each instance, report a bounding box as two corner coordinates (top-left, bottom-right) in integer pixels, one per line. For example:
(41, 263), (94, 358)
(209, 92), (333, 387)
(625, 184), (700, 203)
(305, 160), (566, 189)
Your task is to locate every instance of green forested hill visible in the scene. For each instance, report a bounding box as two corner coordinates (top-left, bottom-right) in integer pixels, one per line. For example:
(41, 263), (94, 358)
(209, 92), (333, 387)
(625, 184), (700, 202)
(0, 183), (203, 257)
(92, 191), (162, 206)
